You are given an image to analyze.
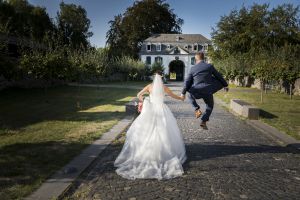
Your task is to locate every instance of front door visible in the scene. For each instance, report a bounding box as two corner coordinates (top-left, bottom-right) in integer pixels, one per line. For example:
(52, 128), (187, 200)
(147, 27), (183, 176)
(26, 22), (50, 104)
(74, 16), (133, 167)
(169, 60), (185, 81)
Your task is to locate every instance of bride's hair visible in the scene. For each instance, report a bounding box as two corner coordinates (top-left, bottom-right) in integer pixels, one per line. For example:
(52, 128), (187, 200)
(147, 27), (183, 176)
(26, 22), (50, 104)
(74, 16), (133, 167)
(154, 70), (163, 76)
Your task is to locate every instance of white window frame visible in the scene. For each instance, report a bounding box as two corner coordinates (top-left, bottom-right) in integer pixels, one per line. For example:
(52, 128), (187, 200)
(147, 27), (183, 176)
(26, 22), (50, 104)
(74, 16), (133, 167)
(155, 56), (163, 64)
(156, 43), (161, 51)
(146, 43), (151, 51)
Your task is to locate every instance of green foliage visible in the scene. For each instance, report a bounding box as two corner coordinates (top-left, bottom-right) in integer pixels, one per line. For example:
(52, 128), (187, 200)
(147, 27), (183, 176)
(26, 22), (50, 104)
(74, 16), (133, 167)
(106, 0), (183, 58)
(0, 39), (18, 80)
(210, 3), (300, 95)
(57, 2), (92, 49)
(18, 46), (146, 83)
(20, 48), (72, 80)
(0, 0), (53, 40)
(111, 56), (146, 80)
(150, 62), (165, 74)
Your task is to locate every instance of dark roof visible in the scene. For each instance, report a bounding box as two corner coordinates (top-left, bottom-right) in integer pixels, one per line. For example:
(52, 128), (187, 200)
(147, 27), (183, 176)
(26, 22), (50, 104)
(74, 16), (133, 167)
(144, 34), (211, 44)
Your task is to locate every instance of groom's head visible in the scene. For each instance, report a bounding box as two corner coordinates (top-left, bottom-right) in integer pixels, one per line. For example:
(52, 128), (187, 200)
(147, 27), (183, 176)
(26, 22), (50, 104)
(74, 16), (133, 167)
(195, 52), (205, 62)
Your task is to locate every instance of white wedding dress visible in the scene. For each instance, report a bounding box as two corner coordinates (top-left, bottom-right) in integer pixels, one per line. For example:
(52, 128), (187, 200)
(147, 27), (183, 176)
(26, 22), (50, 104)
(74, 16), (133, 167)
(114, 74), (186, 180)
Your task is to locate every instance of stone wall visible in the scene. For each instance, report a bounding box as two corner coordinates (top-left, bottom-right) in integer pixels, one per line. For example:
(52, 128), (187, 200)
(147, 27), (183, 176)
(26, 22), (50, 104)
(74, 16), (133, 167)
(229, 76), (300, 95)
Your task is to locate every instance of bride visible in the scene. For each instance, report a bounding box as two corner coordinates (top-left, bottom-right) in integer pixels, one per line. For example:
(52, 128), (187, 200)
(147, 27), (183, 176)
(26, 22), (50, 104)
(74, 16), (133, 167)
(114, 72), (186, 180)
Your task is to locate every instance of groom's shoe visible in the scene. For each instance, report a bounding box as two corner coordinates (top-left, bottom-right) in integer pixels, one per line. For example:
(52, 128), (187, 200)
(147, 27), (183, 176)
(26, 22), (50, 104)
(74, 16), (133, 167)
(200, 121), (208, 130)
(195, 109), (202, 118)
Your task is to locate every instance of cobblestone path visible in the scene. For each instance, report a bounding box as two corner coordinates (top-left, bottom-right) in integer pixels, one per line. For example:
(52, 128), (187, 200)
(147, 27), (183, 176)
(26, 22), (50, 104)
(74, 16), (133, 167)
(63, 84), (300, 200)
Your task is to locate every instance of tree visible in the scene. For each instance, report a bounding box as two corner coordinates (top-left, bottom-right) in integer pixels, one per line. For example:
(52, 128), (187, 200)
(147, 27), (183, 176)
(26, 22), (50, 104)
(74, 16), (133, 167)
(0, 0), (53, 40)
(106, 0), (183, 58)
(210, 3), (300, 97)
(276, 44), (300, 99)
(57, 2), (93, 49)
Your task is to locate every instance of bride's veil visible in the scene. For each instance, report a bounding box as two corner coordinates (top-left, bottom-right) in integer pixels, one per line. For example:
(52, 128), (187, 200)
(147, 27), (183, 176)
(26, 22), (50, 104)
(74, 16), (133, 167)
(151, 74), (164, 104)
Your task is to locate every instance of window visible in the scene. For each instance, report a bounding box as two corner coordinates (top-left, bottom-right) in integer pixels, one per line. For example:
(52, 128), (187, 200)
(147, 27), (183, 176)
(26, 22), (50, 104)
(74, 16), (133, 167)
(193, 44), (198, 51)
(147, 44), (151, 51)
(156, 43), (161, 51)
(155, 56), (163, 63)
(146, 56), (151, 65)
(191, 57), (195, 65)
(184, 45), (188, 49)
(167, 44), (171, 49)
(198, 45), (203, 51)
(174, 47), (180, 54)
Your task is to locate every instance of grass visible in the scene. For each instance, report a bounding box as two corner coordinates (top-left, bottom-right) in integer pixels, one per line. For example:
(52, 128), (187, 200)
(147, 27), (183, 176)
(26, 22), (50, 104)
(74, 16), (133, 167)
(85, 80), (151, 87)
(0, 84), (144, 200)
(215, 86), (300, 140)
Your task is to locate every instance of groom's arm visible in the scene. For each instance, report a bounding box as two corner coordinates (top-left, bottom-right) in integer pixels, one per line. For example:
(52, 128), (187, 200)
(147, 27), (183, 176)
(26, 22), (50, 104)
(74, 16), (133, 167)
(211, 65), (228, 87)
(181, 71), (193, 95)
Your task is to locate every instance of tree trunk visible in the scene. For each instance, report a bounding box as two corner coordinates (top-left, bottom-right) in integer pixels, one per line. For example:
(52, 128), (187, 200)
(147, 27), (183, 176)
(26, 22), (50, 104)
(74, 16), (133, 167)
(290, 83), (293, 100)
(265, 84), (267, 94)
(260, 82), (264, 103)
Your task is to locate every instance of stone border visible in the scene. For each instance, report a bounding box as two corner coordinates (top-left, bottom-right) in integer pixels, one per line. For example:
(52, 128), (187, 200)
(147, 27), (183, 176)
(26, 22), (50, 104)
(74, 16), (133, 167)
(215, 97), (300, 152)
(230, 99), (260, 120)
(25, 115), (135, 200)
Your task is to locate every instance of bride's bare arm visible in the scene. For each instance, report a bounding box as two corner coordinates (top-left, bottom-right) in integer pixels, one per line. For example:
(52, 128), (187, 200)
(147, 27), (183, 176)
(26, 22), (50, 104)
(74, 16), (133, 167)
(137, 84), (151, 101)
(164, 86), (184, 101)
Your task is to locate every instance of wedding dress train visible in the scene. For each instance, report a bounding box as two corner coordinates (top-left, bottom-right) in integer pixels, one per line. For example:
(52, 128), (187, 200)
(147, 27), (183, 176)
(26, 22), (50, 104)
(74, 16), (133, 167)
(114, 74), (186, 180)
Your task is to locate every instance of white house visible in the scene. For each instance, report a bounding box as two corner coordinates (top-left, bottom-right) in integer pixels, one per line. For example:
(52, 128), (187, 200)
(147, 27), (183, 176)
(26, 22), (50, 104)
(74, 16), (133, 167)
(139, 34), (211, 81)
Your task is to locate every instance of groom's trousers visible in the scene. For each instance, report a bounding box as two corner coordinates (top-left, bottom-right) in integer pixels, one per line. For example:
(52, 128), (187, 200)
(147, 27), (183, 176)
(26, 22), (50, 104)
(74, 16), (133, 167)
(187, 92), (214, 122)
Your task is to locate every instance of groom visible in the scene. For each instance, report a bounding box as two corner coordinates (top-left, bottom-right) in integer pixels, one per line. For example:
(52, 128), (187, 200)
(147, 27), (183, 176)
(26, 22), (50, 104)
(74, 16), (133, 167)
(181, 52), (228, 129)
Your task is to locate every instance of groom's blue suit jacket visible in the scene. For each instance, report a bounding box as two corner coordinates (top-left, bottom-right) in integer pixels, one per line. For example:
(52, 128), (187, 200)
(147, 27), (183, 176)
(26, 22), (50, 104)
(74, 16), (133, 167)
(182, 61), (228, 96)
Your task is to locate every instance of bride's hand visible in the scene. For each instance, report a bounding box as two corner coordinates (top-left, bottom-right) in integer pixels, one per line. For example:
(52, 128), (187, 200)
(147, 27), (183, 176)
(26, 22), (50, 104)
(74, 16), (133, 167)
(180, 94), (185, 101)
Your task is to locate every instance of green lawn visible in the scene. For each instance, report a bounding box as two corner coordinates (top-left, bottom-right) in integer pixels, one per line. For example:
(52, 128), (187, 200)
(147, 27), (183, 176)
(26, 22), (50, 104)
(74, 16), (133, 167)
(215, 86), (300, 140)
(96, 80), (151, 87)
(0, 84), (143, 200)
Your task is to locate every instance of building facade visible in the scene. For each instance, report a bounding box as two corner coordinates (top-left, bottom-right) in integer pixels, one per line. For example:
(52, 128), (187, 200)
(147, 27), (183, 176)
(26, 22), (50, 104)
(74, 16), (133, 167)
(139, 34), (211, 81)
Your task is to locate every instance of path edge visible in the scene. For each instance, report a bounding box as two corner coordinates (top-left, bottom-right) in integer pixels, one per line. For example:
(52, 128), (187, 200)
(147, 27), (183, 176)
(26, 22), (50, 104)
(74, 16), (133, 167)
(214, 97), (300, 152)
(25, 115), (135, 200)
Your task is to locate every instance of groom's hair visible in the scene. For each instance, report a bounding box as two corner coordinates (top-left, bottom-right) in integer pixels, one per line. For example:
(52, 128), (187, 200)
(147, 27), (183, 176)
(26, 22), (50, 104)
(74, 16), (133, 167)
(195, 52), (205, 60)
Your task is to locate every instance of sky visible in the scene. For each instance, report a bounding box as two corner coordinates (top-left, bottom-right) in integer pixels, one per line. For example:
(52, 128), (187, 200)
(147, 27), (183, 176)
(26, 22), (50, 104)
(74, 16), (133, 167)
(28, 0), (299, 48)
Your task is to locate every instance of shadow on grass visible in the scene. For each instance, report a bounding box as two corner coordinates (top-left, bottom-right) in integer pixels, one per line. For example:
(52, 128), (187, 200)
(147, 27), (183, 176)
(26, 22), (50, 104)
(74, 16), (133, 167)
(260, 109), (278, 119)
(0, 86), (138, 129)
(0, 141), (88, 199)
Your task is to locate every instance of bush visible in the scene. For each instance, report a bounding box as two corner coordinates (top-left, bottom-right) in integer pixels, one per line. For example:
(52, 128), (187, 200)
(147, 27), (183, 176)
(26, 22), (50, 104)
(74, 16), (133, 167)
(20, 48), (72, 81)
(111, 56), (146, 81)
(150, 62), (165, 75)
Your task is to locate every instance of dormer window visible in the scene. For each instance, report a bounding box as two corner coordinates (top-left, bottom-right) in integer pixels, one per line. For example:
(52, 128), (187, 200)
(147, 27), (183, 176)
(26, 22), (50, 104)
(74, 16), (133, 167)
(147, 43), (151, 51)
(156, 43), (161, 51)
(167, 44), (171, 49)
(184, 45), (188, 49)
(193, 43), (198, 51)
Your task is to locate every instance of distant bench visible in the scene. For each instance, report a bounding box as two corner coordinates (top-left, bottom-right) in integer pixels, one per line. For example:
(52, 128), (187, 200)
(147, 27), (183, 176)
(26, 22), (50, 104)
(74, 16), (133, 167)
(230, 99), (260, 120)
